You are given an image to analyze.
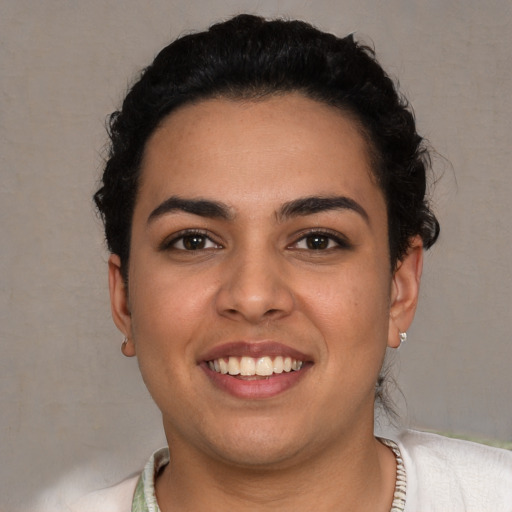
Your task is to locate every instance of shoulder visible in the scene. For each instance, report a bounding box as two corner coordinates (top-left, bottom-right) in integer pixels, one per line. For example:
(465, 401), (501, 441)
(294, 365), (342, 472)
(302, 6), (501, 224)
(68, 447), (169, 512)
(396, 429), (512, 511)
(68, 475), (139, 512)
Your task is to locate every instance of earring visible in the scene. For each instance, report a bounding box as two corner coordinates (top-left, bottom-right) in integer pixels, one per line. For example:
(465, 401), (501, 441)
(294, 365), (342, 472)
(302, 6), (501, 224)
(121, 337), (129, 354)
(399, 331), (407, 346)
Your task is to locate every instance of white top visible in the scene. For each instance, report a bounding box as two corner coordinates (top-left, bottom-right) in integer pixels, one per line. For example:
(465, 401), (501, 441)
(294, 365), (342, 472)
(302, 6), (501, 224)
(398, 430), (512, 511)
(69, 430), (512, 512)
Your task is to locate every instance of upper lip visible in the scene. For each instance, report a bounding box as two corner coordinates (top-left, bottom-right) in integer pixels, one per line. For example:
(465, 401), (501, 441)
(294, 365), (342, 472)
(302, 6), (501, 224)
(199, 341), (312, 362)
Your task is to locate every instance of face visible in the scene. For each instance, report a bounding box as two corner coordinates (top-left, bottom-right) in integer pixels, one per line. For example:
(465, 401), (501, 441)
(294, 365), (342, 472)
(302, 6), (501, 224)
(109, 93), (422, 468)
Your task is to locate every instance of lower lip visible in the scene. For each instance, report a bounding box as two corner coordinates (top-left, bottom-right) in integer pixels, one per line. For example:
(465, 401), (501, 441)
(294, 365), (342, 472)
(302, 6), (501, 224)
(200, 363), (311, 399)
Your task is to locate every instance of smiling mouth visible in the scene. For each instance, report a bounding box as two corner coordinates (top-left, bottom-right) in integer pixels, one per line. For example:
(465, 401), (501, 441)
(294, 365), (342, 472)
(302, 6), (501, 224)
(207, 356), (304, 378)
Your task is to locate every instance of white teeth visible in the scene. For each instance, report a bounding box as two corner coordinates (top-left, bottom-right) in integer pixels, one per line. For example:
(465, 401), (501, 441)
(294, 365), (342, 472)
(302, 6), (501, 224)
(292, 360), (303, 371)
(256, 356), (273, 376)
(240, 356), (256, 376)
(273, 356), (284, 374)
(209, 355), (304, 376)
(219, 358), (229, 374)
(227, 356), (240, 375)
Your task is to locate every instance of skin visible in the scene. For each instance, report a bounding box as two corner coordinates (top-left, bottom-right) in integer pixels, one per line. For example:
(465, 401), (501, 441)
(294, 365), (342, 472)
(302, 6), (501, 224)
(109, 93), (423, 511)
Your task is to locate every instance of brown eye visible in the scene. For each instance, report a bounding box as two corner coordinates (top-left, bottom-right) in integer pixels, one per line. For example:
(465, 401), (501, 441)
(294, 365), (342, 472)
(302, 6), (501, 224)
(165, 232), (221, 251)
(305, 235), (330, 250)
(182, 234), (208, 250)
(292, 230), (350, 251)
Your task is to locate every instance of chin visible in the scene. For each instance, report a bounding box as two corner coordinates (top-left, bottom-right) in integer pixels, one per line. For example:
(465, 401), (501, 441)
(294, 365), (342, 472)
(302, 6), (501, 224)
(202, 420), (312, 469)
(214, 441), (305, 470)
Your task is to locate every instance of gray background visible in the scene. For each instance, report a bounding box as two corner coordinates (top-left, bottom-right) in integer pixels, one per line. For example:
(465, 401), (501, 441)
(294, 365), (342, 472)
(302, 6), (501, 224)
(1, 1), (511, 510)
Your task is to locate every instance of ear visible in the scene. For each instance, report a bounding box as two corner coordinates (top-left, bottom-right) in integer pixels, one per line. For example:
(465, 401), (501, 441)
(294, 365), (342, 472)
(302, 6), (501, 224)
(108, 254), (136, 357)
(388, 237), (424, 348)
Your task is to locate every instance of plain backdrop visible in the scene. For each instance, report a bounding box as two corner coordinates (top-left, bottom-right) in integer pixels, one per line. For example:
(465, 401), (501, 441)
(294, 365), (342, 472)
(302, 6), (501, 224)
(1, 1), (511, 510)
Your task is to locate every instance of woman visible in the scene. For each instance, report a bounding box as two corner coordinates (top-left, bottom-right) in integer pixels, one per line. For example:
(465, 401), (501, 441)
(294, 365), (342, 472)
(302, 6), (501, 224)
(78, 14), (512, 512)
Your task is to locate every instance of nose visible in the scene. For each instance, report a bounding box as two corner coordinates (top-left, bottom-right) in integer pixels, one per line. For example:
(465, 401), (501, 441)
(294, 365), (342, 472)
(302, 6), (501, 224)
(215, 246), (295, 324)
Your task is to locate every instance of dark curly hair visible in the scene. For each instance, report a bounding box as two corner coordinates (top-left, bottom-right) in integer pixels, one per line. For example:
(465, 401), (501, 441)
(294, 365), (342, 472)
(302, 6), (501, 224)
(94, 14), (439, 281)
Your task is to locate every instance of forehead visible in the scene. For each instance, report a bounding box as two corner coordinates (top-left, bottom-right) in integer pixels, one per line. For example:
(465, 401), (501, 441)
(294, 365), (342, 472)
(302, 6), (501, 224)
(137, 93), (384, 217)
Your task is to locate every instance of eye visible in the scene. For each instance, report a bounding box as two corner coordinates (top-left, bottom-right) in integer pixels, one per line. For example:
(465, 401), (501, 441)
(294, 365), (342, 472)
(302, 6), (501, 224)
(162, 230), (222, 251)
(292, 230), (350, 251)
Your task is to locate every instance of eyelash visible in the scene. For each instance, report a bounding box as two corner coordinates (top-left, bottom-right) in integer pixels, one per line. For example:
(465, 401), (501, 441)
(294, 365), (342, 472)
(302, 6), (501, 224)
(159, 229), (222, 252)
(160, 228), (350, 253)
(290, 229), (352, 251)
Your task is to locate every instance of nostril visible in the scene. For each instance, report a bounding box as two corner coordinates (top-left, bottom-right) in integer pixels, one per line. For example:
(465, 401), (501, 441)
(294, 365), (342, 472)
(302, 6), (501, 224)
(215, 278), (295, 323)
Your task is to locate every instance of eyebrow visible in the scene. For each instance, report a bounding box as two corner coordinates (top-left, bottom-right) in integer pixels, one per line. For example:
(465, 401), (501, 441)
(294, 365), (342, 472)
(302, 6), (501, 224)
(147, 196), (233, 224)
(147, 194), (369, 225)
(278, 196), (369, 224)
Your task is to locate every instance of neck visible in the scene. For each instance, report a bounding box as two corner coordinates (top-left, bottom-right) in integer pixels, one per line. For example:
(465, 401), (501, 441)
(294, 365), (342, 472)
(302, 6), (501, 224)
(155, 427), (397, 512)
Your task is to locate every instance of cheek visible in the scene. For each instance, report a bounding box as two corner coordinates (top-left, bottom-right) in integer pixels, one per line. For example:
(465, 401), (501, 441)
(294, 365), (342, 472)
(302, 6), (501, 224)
(128, 262), (215, 353)
(297, 262), (391, 338)
(127, 267), (213, 404)
(298, 265), (391, 397)
(312, 276), (391, 391)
